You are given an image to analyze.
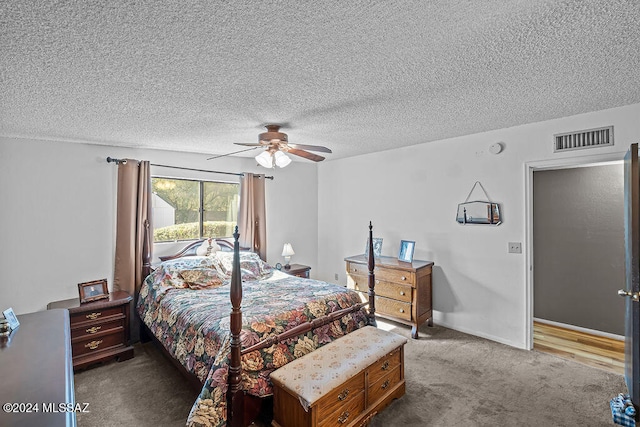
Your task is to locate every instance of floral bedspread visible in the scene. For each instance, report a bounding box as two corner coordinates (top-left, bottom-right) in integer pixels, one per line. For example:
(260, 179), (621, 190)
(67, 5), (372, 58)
(137, 253), (369, 427)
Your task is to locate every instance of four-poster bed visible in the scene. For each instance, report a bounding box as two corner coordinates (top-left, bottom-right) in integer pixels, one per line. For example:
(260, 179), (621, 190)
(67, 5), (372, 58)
(136, 223), (381, 427)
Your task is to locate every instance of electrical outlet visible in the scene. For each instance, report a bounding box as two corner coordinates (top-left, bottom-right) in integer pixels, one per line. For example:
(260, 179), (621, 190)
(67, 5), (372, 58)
(508, 242), (522, 254)
(334, 273), (339, 280)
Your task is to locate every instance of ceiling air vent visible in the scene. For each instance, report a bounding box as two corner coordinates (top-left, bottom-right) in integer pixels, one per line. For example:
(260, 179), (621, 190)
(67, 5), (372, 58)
(554, 126), (613, 153)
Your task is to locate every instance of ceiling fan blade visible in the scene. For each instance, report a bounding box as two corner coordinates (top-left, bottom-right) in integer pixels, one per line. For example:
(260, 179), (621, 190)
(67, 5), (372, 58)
(286, 143), (332, 153)
(234, 143), (264, 147)
(286, 147), (325, 162)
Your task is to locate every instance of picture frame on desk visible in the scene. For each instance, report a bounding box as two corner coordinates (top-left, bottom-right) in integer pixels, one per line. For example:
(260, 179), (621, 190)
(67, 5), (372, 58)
(2, 307), (20, 330)
(398, 240), (415, 263)
(78, 279), (109, 304)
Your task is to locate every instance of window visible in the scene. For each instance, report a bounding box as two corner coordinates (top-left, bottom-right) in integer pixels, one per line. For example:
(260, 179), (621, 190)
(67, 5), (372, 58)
(151, 177), (239, 242)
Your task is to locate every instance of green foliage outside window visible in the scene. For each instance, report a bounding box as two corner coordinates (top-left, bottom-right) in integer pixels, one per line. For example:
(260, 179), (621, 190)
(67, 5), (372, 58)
(153, 221), (235, 241)
(152, 177), (239, 242)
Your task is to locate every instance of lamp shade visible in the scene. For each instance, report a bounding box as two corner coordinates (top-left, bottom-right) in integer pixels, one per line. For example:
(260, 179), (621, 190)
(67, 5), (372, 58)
(281, 243), (295, 257)
(274, 150), (292, 168)
(255, 151), (273, 168)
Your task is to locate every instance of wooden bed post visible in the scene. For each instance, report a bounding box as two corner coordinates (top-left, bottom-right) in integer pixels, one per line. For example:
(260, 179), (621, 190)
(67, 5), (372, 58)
(367, 221), (377, 327)
(227, 226), (244, 427)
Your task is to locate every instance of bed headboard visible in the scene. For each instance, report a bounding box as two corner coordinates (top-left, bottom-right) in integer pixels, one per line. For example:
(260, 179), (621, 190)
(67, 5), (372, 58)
(158, 238), (242, 262)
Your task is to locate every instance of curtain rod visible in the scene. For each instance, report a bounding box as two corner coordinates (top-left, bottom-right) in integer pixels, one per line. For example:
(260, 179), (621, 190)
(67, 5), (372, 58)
(106, 157), (274, 180)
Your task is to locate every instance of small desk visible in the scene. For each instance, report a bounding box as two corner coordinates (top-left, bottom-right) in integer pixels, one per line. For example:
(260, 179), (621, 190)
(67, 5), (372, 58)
(0, 309), (77, 427)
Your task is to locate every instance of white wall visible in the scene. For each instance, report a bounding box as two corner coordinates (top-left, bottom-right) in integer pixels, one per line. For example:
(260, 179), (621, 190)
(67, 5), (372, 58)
(0, 138), (318, 314)
(317, 102), (640, 349)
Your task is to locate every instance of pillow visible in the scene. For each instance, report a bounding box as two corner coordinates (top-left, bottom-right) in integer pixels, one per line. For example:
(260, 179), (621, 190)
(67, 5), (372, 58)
(213, 251), (274, 280)
(179, 268), (224, 290)
(196, 239), (221, 256)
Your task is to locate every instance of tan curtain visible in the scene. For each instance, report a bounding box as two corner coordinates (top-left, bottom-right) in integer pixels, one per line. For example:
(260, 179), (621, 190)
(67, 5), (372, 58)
(237, 173), (267, 260)
(113, 159), (152, 298)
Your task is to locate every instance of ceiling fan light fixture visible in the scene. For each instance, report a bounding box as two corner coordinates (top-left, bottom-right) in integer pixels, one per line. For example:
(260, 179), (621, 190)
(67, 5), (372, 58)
(255, 151), (273, 168)
(274, 150), (292, 168)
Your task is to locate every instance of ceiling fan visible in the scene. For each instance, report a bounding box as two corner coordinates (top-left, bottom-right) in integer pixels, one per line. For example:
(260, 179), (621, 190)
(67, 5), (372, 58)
(226, 125), (333, 168)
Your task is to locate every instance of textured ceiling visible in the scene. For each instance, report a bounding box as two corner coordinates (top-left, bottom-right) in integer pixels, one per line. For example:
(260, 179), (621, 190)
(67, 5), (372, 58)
(1, 0), (640, 162)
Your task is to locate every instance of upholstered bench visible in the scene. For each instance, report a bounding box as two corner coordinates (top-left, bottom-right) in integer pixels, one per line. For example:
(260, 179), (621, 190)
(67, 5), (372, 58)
(270, 326), (408, 427)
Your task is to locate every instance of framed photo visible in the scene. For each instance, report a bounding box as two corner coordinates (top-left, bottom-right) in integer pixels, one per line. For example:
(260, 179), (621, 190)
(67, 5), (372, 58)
(364, 237), (383, 258)
(2, 307), (20, 330)
(78, 279), (109, 304)
(398, 240), (416, 263)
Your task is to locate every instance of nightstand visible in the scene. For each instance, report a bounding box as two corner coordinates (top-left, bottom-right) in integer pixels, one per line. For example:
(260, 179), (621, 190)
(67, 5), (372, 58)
(47, 290), (134, 370)
(282, 263), (311, 278)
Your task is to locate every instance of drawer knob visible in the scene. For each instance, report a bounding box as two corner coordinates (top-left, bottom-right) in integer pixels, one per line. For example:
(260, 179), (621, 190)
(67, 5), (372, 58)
(399, 291), (405, 296)
(399, 308), (405, 313)
(338, 411), (350, 424)
(86, 312), (102, 320)
(381, 361), (390, 370)
(376, 280), (379, 284)
(401, 276), (407, 281)
(85, 340), (103, 350)
(86, 326), (101, 334)
(338, 388), (350, 401)
(381, 379), (390, 390)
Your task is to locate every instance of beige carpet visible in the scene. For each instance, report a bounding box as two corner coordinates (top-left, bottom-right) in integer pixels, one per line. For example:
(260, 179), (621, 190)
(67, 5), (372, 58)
(74, 323), (626, 426)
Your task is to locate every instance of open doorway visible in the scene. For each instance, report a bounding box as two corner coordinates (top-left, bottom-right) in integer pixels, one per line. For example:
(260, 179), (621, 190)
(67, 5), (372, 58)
(527, 159), (625, 373)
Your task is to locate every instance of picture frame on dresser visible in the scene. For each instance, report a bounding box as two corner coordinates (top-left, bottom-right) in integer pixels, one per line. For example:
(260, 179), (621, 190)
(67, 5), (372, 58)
(398, 240), (415, 263)
(364, 237), (383, 258)
(78, 279), (109, 304)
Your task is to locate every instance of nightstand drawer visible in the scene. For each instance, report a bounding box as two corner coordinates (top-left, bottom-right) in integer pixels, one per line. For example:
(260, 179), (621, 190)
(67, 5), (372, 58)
(70, 305), (125, 326)
(71, 317), (125, 340)
(72, 329), (126, 357)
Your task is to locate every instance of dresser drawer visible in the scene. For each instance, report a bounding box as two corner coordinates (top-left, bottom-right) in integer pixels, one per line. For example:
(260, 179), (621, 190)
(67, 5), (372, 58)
(316, 371), (365, 416)
(348, 274), (412, 303)
(368, 365), (402, 405)
(347, 262), (415, 285)
(72, 329), (126, 358)
(376, 296), (412, 321)
(70, 305), (125, 326)
(71, 317), (125, 340)
(318, 390), (365, 427)
(368, 347), (402, 385)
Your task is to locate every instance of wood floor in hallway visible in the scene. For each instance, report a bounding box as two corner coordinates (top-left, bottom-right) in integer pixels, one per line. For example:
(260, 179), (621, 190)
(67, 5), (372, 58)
(533, 321), (624, 375)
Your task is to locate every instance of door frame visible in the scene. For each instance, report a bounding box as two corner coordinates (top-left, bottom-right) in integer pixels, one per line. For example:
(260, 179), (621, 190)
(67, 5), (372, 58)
(524, 151), (627, 349)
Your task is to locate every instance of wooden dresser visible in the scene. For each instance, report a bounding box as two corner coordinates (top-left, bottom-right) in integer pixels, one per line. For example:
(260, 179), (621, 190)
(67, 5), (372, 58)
(0, 309), (77, 427)
(47, 291), (134, 370)
(345, 255), (434, 339)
